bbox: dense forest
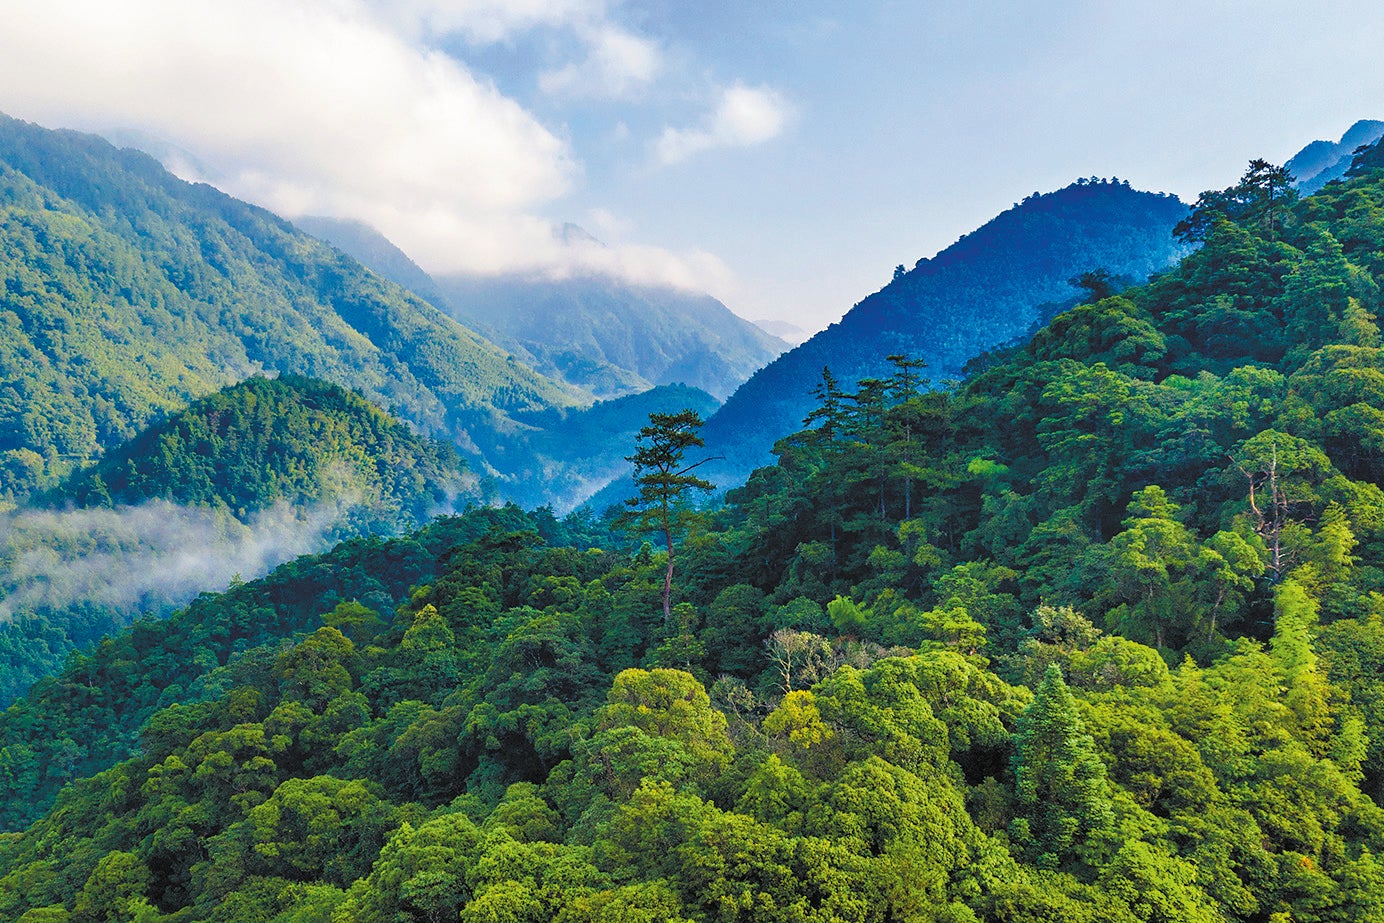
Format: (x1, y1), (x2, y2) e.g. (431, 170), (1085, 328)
(0, 375), (472, 707)
(699, 178), (1192, 485)
(0, 113), (575, 508)
(5, 145), (1384, 921)
(48, 375), (472, 525)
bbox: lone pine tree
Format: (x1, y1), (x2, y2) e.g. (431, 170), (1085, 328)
(624, 409), (716, 625)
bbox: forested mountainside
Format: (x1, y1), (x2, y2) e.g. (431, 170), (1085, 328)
(0, 375), (473, 707)
(5, 145), (1384, 921)
(0, 113), (576, 508)
(699, 179), (1191, 486)
(291, 216), (452, 311)
(430, 273), (787, 402)
(297, 215), (787, 402)
(48, 375), (471, 525)
(1287, 119), (1384, 194)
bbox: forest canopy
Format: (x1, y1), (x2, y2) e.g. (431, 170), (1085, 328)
(5, 147), (1384, 921)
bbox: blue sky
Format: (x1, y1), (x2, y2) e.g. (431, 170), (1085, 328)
(0, 0), (1381, 331)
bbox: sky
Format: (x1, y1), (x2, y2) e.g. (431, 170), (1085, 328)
(0, 0), (1381, 333)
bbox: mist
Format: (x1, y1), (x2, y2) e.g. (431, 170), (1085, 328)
(0, 497), (354, 621)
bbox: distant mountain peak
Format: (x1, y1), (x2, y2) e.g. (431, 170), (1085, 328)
(1287, 119), (1384, 193)
(558, 222), (605, 248)
(753, 318), (810, 345)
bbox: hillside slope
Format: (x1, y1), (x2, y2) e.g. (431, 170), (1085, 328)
(433, 273), (788, 401)
(699, 179), (1190, 484)
(295, 214), (787, 402)
(5, 144), (1384, 920)
(0, 113), (576, 506)
(0, 375), (474, 705)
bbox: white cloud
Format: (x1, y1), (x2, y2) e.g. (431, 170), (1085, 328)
(656, 83), (793, 165)
(0, 0), (573, 214)
(585, 206), (631, 238)
(0, 500), (344, 621)
(547, 233), (739, 294)
(0, 0), (742, 293)
(539, 24), (662, 99)
(371, 0), (604, 44)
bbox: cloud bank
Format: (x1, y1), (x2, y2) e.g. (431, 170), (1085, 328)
(0, 499), (348, 622)
(0, 0), (728, 291)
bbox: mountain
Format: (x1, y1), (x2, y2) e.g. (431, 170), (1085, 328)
(753, 317), (811, 345)
(5, 144), (1384, 919)
(433, 270), (788, 402)
(1287, 118), (1384, 194)
(699, 179), (1191, 485)
(0, 374), (474, 706)
(47, 374), (472, 527)
(292, 215), (452, 309)
(296, 214), (788, 402)
(0, 112), (578, 508)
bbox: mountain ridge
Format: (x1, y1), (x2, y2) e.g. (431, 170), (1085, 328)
(1287, 118), (1384, 193)
(291, 214), (787, 402)
(0, 112), (580, 506)
(697, 178), (1192, 487)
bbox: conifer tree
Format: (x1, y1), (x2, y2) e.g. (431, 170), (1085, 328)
(624, 410), (716, 626)
(1010, 664), (1114, 870)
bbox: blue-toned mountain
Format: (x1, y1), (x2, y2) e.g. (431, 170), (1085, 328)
(699, 179), (1191, 486)
(1287, 119), (1384, 194)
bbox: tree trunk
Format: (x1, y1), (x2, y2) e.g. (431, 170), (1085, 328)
(663, 528), (675, 627)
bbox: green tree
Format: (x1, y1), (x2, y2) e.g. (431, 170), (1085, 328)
(623, 410), (716, 626)
(1175, 157), (1297, 242)
(1229, 430), (1331, 580)
(1010, 665), (1115, 871)
(71, 852), (153, 923)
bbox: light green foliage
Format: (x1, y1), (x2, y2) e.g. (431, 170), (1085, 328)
(1096, 842), (1222, 923)
(762, 690), (831, 751)
(597, 669), (731, 768)
(11, 151), (1384, 922)
(0, 115), (574, 508)
(71, 851), (153, 923)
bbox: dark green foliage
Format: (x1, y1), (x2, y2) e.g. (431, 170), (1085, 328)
(10, 157), (1384, 922)
(49, 374), (471, 526)
(1174, 158), (1298, 242)
(1010, 666), (1114, 871)
(622, 409), (716, 624)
